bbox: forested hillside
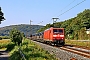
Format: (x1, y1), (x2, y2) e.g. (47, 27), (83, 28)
(38, 9), (90, 40)
(0, 24), (44, 36)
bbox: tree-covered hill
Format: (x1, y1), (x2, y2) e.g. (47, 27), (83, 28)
(38, 9), (90, 40)
(0, 24), (44, 36)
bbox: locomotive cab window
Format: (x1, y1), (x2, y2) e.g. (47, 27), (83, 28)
(53, 29), (63, 33)
(59, 29), (63, 33)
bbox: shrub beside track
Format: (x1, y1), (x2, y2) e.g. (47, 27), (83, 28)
(9, 38), (57, 60)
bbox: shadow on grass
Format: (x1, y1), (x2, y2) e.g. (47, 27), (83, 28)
(26, 53), (48, 60)
(9, 51), (21, 60)
(6, 43), (15, 51)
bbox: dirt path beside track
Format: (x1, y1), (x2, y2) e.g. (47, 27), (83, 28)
(0, 50), (9, 60)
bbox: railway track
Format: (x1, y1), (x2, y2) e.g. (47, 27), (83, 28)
(51, 44), (90, 59)
(31, 39), (90, 59)
(60, 46), (90, 58)
(52, 44), (90, 58)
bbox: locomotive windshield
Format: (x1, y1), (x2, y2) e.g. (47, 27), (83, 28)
(53, 29), (63, 33)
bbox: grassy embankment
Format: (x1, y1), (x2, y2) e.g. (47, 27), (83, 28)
(8, 38), (57, 60)
(65, 39), (90, 48)
(0, 38), (57, 60)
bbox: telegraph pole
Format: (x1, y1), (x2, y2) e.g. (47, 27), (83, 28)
(30, 20), (33, 37)
(52, 18), (59, 27)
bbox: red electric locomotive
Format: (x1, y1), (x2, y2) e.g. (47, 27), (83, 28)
(43, 27), (65, 45)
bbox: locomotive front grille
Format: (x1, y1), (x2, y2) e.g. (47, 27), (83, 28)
(54, 40), (64, 44)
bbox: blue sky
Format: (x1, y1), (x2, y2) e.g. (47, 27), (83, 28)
(0, 0), (90, 27)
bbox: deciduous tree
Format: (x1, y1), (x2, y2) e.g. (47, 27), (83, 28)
(9, 28), (23, 45)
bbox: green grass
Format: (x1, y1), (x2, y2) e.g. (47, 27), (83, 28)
(0, 39), (11, 49)
(0, 48), (7, 50)
(65, 40), (90, 48)
(9, 38), (57, 60)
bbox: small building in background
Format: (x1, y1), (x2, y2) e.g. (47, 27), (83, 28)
(86, 28), (90, 34)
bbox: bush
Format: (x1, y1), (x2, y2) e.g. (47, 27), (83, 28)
(6, 42), (15, 51)
(0, 36), (10, 40)
(1, 36), (10, 39)
(9, 46), (22, 60)
(0, 37), (2, 40)
(9, 28), (23, 45)
(9, 39), (57, 60)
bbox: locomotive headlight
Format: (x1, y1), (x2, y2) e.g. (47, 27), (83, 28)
(60, 35), (64, 37)
(62, 38), (63, 39)
(53, 35), (57, 37)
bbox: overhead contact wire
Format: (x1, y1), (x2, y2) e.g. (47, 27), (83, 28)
(47, 0), (76, 24)
(57, 0), (86, 17)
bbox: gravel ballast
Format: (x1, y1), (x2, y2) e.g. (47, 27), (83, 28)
(32, 40), (90, 60)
